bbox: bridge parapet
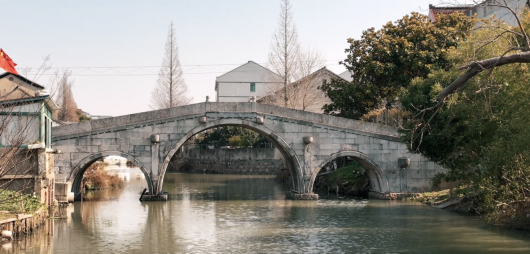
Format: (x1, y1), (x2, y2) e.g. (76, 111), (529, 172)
(54, 102), (398, 139)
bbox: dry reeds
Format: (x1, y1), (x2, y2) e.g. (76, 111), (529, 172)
(81, 161), (124, 190)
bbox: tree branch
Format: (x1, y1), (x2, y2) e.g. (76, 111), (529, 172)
(424, 50), (530, 112)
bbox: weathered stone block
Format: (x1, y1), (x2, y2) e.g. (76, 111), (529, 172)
(76, 138), (93, 146)
(288, 193), (319, 200)
(70, 152), (91, 162)
(99, 145), (120, 151)
(119, 145), (134, 153)
(272, 122), (285, 133)
(386, 170), (398, 179)
(388, 141), (399, 150)
(74, 145), (94, 153)
(345, 133), (357, 139)
(53, 139), (77, 146)
(319, 143), (340, 150)
(91, 115), (131, 131)
(282, 133), (298, 139)
(283, 124), (299, 132)
(92, 132), (117, 139)
(129, 138), (151, 146)
(332, 138), (355, 144)
(53, 121), (92, 137)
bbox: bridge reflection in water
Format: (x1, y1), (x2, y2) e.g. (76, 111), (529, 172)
(9, 173), (530, 254)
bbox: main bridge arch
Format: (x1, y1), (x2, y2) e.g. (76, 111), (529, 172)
(52, 102), (444, 200)
(158, 118), (303, 195)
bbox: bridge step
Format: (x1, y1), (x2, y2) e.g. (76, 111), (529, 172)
(286, 192), (319, 200)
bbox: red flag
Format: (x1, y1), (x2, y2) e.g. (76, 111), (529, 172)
(0, 49), (19, 75)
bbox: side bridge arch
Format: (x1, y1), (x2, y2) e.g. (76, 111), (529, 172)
(311, 150), (387, 194)
(68, 151), (153, 194)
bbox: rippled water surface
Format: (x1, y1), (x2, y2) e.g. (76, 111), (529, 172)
(5, 172), (530, 253)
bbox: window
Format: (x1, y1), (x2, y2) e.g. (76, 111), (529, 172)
(43, 116), (52, 148)
(322, 79), (327, 86)
(250, 83), (256, 92)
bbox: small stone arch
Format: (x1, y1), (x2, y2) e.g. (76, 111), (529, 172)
(157, 118), (303, 194)
(311, 151), (387, 193)
(68, 151), (153, 194)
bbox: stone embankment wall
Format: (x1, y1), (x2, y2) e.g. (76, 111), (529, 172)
(0, 209), (48, 238)
(175, 148), (285, 174)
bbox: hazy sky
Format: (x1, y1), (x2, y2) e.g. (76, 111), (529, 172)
(2, 0), (432, 116)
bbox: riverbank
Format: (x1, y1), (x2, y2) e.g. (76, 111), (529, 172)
(0, 190), (49, 239)
(0, 209), (48, 239)
(409, 187), (530, 230)
(408, 184), (479, 211)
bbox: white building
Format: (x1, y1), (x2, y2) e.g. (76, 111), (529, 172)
(0, 72), (59, 208)
(429, 0), (529, 26)
(214, 61), (350, 113)
(257, 67), (349, 114)
(215, 61), (281, 102)
(338, 70), (353, 82)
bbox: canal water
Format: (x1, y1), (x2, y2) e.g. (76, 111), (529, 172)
(4, 171), (530, 253)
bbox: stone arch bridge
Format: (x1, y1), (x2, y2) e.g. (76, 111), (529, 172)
(52, 102), (444, 200)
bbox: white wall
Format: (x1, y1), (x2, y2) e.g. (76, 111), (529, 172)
(217, 82), (267, 102)
(216, 61), (281, 102)
(0, 115), (40, 146)
(0, 103), (43, 146)
(476, 0), (528, 26)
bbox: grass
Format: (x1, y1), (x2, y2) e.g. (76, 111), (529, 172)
(0, 189), (46, 217)
(409, 185), (472, 206)
(0, 212), (16, 221)
(326, 164), (366, 186)
(317, 163), (370, 196)
(409, 189), (451, 205)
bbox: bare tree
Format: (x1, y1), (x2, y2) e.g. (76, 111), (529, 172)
(19, 56), (82, 123)
(268, 0), (301, 107)
(150, 21), (192, 109)
(266, 0), (326, 111)
(19, 55), (52, 85)
(288, 46), (327, 112)
(56, 71), (80, 122)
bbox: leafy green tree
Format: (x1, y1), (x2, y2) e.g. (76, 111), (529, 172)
(76, 109), (91, 122)
(321, 12), (476, 119)
(193, 126), (268, 148)
(400, 12), (530, 227)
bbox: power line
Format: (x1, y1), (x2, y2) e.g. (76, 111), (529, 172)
(19, 61), (344, 76)
(20, 59), (343, 71)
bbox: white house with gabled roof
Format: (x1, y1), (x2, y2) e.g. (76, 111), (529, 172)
(0, 72), (59, 209)
(215, 61), (281, 102)
(258, 66), (349, 113)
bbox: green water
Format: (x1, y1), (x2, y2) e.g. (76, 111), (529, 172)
(5, 172), (530, 253)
